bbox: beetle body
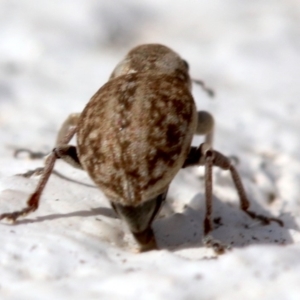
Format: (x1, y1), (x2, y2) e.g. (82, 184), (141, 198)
(77, 46), (197, 248)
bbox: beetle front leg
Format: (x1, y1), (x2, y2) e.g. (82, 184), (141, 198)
(183, 143), (284, 237)
(0, 126), (77, 223)
(14, 113), (81, 179)
(211, 149), (284, 227)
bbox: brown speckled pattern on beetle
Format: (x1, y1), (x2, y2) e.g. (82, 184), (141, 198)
(77, 72), (197, 206)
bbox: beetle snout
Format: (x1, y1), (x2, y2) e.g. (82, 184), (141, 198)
(110, 190), (167, 251)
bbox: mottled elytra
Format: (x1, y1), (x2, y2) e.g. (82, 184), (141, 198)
(1, 44), (283, 251)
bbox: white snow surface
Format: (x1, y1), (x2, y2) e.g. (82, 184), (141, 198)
(0, 0), (300, 299)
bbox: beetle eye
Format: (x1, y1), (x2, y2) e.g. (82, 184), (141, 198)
(182, 59), (189, 70)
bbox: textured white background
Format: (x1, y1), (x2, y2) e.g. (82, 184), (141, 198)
(0, 0), (300, 299)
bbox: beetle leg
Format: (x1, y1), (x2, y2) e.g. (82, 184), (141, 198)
(183, 143), (283, 236)
(53, 145), (82, 169)
(55, 113), (80, 146)
(195, 111), (214, 147)
(0, 126), (77, 223)
(14, 113), (80, 160)
(15, 146), (83, 178)
(212, 150), (284, 227)
(14, 113), (81, 179)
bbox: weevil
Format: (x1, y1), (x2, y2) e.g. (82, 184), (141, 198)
(0, 44), (283, 251)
